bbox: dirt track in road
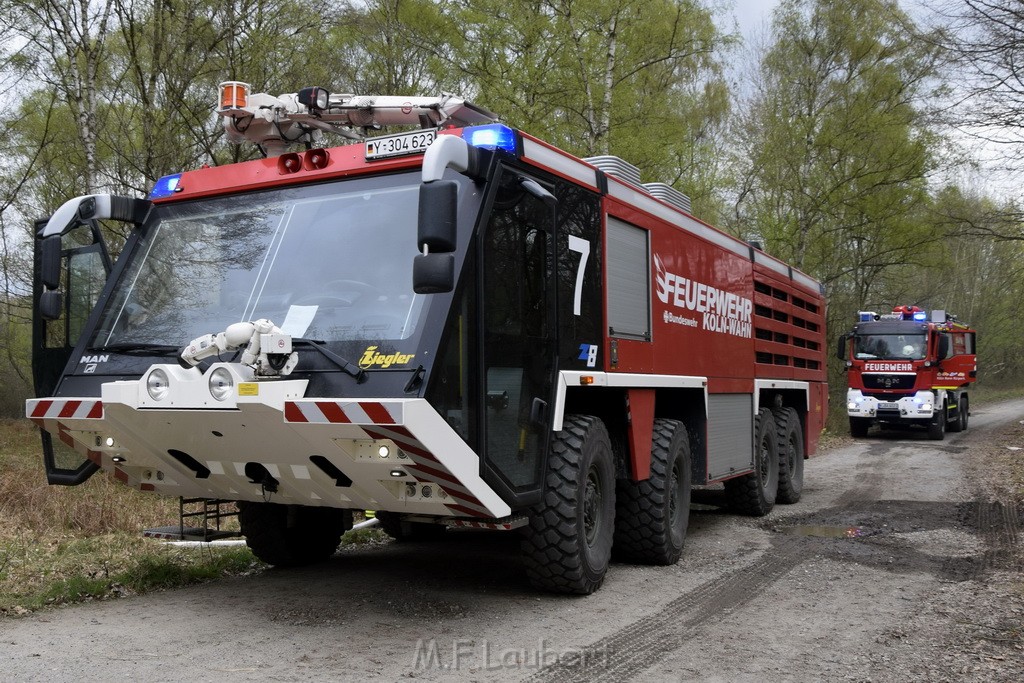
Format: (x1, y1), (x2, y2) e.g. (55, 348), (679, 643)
(2, 401), (1023, 682)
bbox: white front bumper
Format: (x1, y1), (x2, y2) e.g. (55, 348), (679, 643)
(26, 363), (510, 519)
(846, 388), (936, 420)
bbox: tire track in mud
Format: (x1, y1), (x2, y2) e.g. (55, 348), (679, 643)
(971, 499), (1023, 575)
(523, 446), (894, 683)
(522, 535), (807, 683)
(524, 436), (1024, 683)
(832, 438), (1021, 580)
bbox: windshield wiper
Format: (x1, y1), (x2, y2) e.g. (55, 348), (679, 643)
(98, 340), (368, 383)
(96, 343), (182, 356)
(293, 339), (367, 383)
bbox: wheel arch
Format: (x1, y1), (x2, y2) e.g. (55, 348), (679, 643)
(755, 381), (810, 458)
(555, 372), (707, 483)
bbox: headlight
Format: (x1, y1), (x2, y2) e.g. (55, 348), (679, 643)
(146, 368), (169, 401)
(848, 402), (857, 410)
(208, 367), (234, 401)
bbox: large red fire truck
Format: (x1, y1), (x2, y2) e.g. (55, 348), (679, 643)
(26, 82), (828, 594)
(838, 305), (976, 440)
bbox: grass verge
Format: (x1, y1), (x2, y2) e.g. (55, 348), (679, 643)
(0, 418), (262, 616)
(970, 385), (1024, 406)
(0, 537), (258, 614)
(0, 418), (390, 616)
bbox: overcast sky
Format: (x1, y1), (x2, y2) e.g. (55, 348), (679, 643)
(728, 0), (779, 41)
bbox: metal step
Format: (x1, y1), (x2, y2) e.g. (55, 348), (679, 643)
(143, 525), (239, 541)
(143, 497), (241, 542)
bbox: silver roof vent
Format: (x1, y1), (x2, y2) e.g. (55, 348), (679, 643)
(644, 182), (692, 214)
(585, 155), (642, 187)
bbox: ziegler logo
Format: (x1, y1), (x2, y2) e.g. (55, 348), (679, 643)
(359, 346), (415, 369)
(654, 254), (752, 339)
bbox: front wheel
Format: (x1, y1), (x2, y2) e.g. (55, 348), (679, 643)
(928, 403), (947, 441)
(850, 417), (871, 438)
(237, 502), (350, 567)
(520, 415), (616, 595)
(948, 395), (969, 433)
(614, 419), (692, 565)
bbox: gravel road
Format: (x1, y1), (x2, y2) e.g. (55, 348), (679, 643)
(3, 400), (1023, 682)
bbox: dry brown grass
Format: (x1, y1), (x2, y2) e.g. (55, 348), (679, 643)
(0, 419), (256, 614)
(972, 418), (1024, 506)
(0, 419), (180, 536)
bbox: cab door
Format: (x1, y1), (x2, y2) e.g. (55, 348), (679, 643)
(479, 167), (557, 506)
(31, 217), (112, 484)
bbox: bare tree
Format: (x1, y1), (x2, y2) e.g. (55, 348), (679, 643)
(5, 0), (117, 194)
(935, 1), (1024, 174)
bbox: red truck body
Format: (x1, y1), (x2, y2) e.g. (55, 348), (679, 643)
(27, 86), (828, 593)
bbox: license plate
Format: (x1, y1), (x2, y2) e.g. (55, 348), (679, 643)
(365, 129), (437, 160)
(877, 402), (898, 410)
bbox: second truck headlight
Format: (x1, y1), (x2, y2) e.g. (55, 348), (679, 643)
(209, 367), (235, 401)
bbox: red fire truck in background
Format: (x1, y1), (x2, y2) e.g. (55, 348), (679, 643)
(838, 305), (976, 440)
(27, 81), (828, 594)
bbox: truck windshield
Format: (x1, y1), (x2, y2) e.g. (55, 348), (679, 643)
(854, 333), (927, 361)
(89, 173), (427, 349)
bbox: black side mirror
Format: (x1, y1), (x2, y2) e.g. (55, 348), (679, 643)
(413, 253), (454, 294)
(937, 335), (950, 359)
(417, 180), (458, 252)
(41, 235), (62, 290)
(835, 334), (847, 361)
(39, 290), (63, 320)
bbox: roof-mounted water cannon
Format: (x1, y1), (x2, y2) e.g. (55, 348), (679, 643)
(216, 81), (499, 157)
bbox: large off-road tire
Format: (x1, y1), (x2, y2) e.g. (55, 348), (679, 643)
(374, 511), (447, 542)
(849, 417), (871, 438)
(775, 407), (805, 505)
(960, 395), (969, 431)
(237, 502), (350, 567)
(928, 403), (947, 441)
(613, 419), (692, 565)
(725, 408), (779, 517)
(520, 414), (615, 595)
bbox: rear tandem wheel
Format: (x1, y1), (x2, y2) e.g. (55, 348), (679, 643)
(774, 407), (805, 505)
(725, 408), (779, 517)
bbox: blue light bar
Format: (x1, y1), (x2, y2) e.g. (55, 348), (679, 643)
(149, 173), (182, 200)
(913, 311), (927, 321)
(463, 124), (518, 154)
